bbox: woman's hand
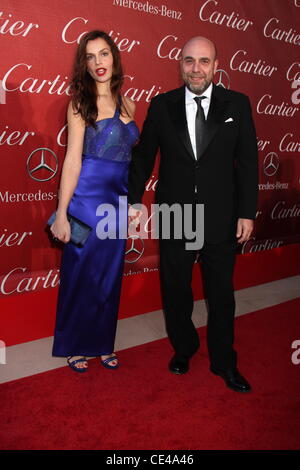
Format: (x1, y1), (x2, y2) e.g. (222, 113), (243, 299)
(50, 213), (71, 243)
(128, 205), (142, 227)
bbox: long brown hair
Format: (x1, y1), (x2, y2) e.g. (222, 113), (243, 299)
(70, 30), (125, 127)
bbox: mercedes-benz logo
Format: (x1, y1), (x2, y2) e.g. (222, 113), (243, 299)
(263, 152), (280, 177)
(26, 148), (58, 182)
(125, 235), (145, 264)
(214, 69), (230, 89)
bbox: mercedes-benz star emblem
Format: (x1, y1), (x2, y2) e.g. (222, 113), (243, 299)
(26, 148), (58, 182)
(125, 235), (145, 264)
(263, 152), (280, 177)
(214, 69), (230, 89)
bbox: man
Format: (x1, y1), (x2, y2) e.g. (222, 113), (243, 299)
(128, 37), (258, 392)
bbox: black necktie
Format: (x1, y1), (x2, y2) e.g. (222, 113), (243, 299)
(194, 96), (206, 160)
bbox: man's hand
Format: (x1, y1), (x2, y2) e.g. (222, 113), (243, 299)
(236, 218), (254, 243)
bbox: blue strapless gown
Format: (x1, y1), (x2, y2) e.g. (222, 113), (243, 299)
(52, 109), (139, 357)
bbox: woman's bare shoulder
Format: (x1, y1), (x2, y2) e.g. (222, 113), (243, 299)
(67, 99), (85, 127)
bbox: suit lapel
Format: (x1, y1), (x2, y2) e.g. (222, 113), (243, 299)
(166, 84), (231, 161)
(199, 84), (230, 158)
(166, 87), (195, 161)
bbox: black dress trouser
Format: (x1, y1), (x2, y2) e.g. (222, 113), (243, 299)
(159, 239), (238, 372)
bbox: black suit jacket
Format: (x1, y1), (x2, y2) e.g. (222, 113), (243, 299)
(128, 84), (258, 244)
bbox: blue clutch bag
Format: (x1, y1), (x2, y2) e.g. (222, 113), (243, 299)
(48, 212), (92, 246)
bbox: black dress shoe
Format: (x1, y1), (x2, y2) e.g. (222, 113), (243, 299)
(210, 367), (251, 393)
(169, 355), (189, 375)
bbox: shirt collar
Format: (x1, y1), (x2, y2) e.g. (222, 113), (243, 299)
(185, 82), (213, 104)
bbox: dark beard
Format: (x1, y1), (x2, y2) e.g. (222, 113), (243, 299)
(184, 78), (211, 95)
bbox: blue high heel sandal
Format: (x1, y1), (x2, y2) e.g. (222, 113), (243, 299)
(67, 356), (88, 373)
(100, 354), (119, 369)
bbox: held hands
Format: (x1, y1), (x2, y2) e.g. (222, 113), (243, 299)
(50, 213), (71, 244)
(236, 218), (254, 243)
(128, 205), (143, 227)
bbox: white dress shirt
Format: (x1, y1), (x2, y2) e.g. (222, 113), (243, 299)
(185, 82), (213, 160)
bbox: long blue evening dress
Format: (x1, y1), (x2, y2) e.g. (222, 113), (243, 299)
(52, 108), (139, 357)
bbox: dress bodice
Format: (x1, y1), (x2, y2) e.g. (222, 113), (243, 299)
(82, 109), (139, 162)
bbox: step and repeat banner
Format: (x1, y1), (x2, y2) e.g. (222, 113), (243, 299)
(0, 0), (299, 343)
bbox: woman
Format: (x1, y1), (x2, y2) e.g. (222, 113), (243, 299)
(50, 30), (139, 372)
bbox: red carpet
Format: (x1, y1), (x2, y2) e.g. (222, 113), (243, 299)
(1, 298), (300, 450)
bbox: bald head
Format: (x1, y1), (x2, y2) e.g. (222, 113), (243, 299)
(182, 36), (217, 61)
(180, 36), (219, 95)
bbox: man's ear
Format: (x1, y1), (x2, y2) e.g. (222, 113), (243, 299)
(213, 59), (219, 74)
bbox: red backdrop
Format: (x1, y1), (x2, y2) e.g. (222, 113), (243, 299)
(1, 0), (300, 346)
